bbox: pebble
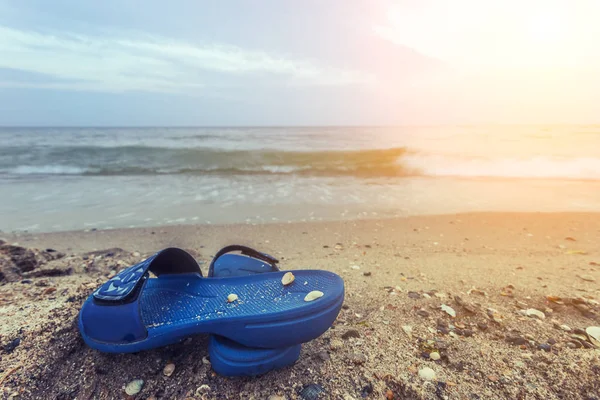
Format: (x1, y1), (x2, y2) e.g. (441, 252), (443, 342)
(132, 251), (141, 257)
(477, 322), (488, 331)
(125, 379), (144, 396)
(227, 293), (238, 303)
(163, 363), (175, 377)
(525, 309), (545, 320)
(418, 367), (437, 381)
(560, 325), (571, 332)
(408, 291), (422, 299)
(195, 385), (210, 395)
(348, 352), (367, 365)
(537, 344), (552, 352)
(299, 384), (326, 400)
(441, 304), (456, 317)
(341, 329), (360, 340)
(317, 351), (330, 361)
(281, 272), (295, 285)
(417, 309), (430, 318)
(363, 271), (371, 277)
(506, 335), (528, 346)
(267, 396), (286, 400)
(4, 338), (21, 353)
(330, 338), (344, 350)
(430, 351), (441, 361)
(350, 265), (360, 270)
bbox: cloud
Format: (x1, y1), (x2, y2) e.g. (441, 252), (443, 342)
(0, 25), (374, 94)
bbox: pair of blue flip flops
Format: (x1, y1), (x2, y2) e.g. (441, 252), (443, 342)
(78, 245), (345, 376)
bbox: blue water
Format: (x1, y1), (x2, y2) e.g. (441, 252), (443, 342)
(1, 126), (600, 232)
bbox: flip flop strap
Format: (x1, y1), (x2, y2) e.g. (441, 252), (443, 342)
(208, 245), (279, 277)
(93, 247), (201, 304)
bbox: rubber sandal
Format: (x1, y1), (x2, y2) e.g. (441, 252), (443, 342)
(207, 245), (302, 376)
(78, 247), (344, 353)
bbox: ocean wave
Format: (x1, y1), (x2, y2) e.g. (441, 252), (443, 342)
(2, 146), (600, 180)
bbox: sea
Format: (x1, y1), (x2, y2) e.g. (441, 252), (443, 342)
(1, 126), (600, 233)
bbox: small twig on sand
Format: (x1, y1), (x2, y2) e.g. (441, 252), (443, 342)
(0, 365), (22, 386)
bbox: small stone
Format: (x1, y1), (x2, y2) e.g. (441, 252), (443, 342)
(195, 385), (210, 396)
(560, 325), (571, 332)
(330, 338), (344, 350)
(350, 265), (360, 270)
(525, 309), (545, 319)
(125, 379), (144, 396)
(281, 272), (295, 286)
(506, 335), (528, 346)
(408, 291), (422, 299)
(4, 338), (20, 353)
(537, 344), (552, 352)
(227, 293), (238, 303)
(430, 352), (441, 361)
(304, 290), (324, 302)
(417, 309), (430, 318)
(341, 329), (360, 340)
(477, 322), (488, 331)
(418, 367), (436, 381)
(548, 338), (557, 345)
(566, 341), (580, 349)
(363, 271), (371, 277)
(348, 352), (367, 365)
(163, 363), (175, 377)
(43, 287), (57, 295)
(578, 274), (596, 282)
(299, 384), (326, 400)
(317, 351), (330, 361)
(268, 396), (286, 400)
(132, 251), (141, 257)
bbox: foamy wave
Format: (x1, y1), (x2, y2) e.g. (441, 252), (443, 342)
(403, 154), (600, 180)
(8, 165), (89, 175)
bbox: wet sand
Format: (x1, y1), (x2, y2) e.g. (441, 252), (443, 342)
(1, 212), (600, 399)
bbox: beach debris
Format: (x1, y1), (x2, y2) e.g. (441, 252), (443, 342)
(487, 308), (504, 324)
(585, 326), (600, 347)
(468, 288), (487, 296)
(341, 329), (360, 340)
(348, 352), (367, 365)
(227, 293), (238, 303)
(525, 308), (545, 320)
(429, 351), (441, 361)
(417, 309), (430, 318)
(4, 337), (20, 353)
(577, 274), (595, 282)
(418, 367), (436, 381)
(125, 379), (144, 396)
(330, 339), (344, 350)
(281, 272), (295, 286)
(559, 324), (571, 332)
(547, 295), (564, 305)
(565, 237), (576, 241)
(408, 291), (422, 299)
(299, 383), (326, 400)
(441, 304), (456, 318)
(163, 362), (175, 377)
(304, 290), (324, 302)
(567, 250), (588, 255)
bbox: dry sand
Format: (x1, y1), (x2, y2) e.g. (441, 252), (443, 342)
(1, 212), (600, 399)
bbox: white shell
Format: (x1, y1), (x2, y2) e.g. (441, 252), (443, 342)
(429, 352), (441, 361)
(418, 367), (436, 381)
(441, 304), (456, 317)
(281, 272), (295, 286)
(586, 326), (600, 347)
(525, 308), (545, 319)
(227, 293), (238, 303)
(125, 379), (144, 396)
(163, 363), (175, 377)
(304, 290), (324, 302)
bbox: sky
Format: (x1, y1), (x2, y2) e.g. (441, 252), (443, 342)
(0, 0), (599, 126)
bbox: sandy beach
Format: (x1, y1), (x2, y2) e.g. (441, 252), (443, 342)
(1, 212), (600, 399)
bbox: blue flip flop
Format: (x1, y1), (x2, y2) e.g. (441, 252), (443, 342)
(78, 247), (344, 354)
(207, 245), (302, 376)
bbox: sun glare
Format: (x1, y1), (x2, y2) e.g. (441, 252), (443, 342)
(528, 13), (564, 43)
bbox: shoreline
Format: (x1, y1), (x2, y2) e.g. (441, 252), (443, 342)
(2, 211), (600, 399)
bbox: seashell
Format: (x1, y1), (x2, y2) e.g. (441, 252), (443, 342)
(525, 308), (545, 319)
(418, 367), (436, 381)
(125, 379), (144, 396)
(227, 293), (238, 303)
(586, 326), (600, 347)
(429, 351), (441, 361)
(304, 290), (324, 302)
(441, 304), (456, 317)
(281, 272), (295, 286)
(163, 363), (175, 377)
